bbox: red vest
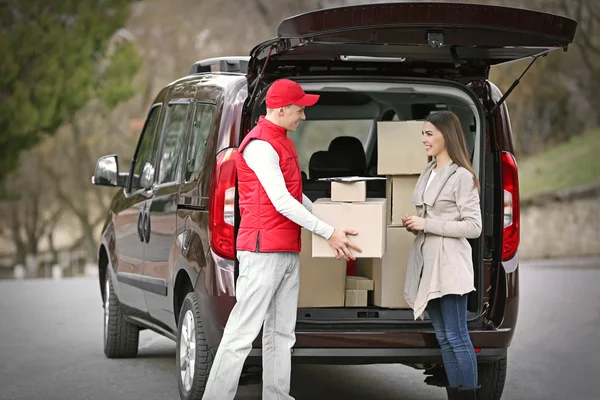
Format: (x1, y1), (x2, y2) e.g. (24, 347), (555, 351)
(236, 116), (303, 253)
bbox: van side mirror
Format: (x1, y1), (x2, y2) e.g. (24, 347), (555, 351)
(92, 155), (128, 187)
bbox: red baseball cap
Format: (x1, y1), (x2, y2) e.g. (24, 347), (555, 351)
(265, 79), (320, 108)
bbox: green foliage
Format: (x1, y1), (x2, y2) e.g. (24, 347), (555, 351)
(100, 41), (143, 110)
(0, 0), (141, 186)
(519, 129), (600, 198)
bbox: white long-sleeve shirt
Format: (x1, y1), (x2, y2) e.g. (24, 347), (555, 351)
(242, 140), (335, 240)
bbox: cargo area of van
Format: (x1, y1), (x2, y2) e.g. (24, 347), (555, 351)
(251, 78), (485, 324)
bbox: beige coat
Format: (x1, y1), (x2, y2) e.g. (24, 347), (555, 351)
(403, 160), (482, 320)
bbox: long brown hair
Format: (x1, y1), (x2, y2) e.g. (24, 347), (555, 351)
(425, 111), (480, 191)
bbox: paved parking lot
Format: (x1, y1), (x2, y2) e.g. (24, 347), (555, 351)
(0, 259), (598, 400)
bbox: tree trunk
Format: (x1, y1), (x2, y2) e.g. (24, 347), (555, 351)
(81, 218), (98, 263)
(47, 231), (59, 266)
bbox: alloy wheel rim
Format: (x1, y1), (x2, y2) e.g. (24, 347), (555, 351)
(179, 310), (196, 392)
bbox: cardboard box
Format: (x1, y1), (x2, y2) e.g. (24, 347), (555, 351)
(331, 180), (366, 202)
(346, 276), (374, 291)
(389, 175), (420, 226)
(356, 227), (414, 308)
(312, 199), (387, 258)
(345, 289), (368, 307)
(298, 229), (346, 307)
(377, 121), (429, 175)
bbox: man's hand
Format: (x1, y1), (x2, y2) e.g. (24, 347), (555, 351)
(403, 215), (426, 232)
(327, 228), (362, 261)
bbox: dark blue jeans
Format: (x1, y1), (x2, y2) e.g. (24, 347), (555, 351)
(427, 294), (478, 389)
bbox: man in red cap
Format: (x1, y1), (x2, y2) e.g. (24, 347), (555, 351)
(202, 79), (361, 400)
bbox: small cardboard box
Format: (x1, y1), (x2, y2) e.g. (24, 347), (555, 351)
(299, 229), (346, 307)
(345, 276), (374, 291)
(345, 289), (368, 307)
(312, 199), (387, 258)
(377, 121), (429, 175)
(388, 175), (420, 226)
(331, 180), (366, 202)
(356, 227), (414, 308)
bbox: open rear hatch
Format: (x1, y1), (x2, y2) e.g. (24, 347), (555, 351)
(239, 3), (577, 327)
(248, 2), (577, 80)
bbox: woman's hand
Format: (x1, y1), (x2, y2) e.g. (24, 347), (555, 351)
(402, 215), (426, 232)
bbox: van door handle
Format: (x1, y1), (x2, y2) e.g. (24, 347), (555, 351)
(137, 208), (144, 242)
(143, 208), (151, 243)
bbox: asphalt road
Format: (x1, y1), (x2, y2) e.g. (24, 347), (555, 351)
(0, 259), (599, 400)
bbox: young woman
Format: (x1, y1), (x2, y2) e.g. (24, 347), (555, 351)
(402, 111), (482, 400)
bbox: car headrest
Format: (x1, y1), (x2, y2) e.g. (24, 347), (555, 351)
(308, 151), (333, 180)
(327, 136), (367, 176)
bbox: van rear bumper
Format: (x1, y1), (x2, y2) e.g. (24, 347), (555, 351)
(247, 347), (507, 365)
(245, 329), (512, 365)
(288, 328), (515, 350)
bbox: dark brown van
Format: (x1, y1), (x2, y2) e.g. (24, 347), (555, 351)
(92, 3), (577, 400)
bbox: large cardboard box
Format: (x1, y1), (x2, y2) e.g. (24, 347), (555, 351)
(312, 199), (387, 258)
(298, 229), (346, 307)
(388, 175), (420, 226)
(377, 121), (429, 175)
(356, 227), (414, 308)
(346, 276), (374, 291)
(331, 181), (366, 202)
(345, 289), (368, 307)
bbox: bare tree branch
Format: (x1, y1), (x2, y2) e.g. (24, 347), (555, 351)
(254, 0), (274, 28)
(588, 0), (600, 24)
(576, 19), (600, 58)
(39, 207), (64, 239)
(559, 0), (600, 75)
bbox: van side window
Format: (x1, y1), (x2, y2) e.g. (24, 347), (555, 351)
(185, 103), (215, 182)
(157, 103), (190, 185)
(130, 105), (162, 192)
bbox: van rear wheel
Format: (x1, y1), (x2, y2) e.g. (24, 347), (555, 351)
(478, 356), (507, 400)
(176, 292), (214, 400)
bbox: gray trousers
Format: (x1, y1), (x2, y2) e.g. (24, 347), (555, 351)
(202, 250), (300, 400)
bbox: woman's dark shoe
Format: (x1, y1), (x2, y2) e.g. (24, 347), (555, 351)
(456, 385), (481, 400)
(424, 364), (449, 387)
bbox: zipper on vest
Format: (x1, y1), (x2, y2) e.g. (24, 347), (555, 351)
(256, 231), (261, 252)
(285, 142), (303, 195)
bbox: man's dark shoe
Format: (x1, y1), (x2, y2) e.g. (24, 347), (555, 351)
(445, 386), (460, 400)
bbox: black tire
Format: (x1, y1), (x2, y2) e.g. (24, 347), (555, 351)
(478, 356), (508, 400)
(103, 268), (140, 358)
(176, 292), (214, 400)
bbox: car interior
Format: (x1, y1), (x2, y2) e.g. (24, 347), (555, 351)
(252, 88), (478, 203)
(250, 84), (483, 315)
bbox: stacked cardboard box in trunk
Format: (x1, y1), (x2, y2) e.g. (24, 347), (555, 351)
(298, 121), (428, 309)
(371, 121), (428, 308)
(298, 229), (346, 308)
(378, 121), (427, 226)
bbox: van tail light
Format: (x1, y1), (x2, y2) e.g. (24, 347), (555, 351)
(209, 148), (237, 261)
(501, 151), (520, 262)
